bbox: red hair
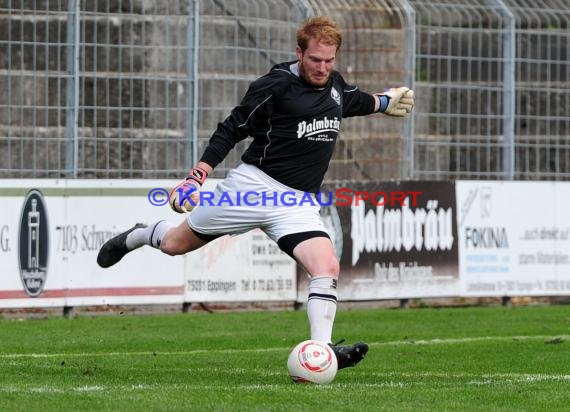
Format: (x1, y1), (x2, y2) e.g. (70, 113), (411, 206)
(297, 16), (342, 51)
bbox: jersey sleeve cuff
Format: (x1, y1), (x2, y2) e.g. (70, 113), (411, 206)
(377, 95), (389, 113)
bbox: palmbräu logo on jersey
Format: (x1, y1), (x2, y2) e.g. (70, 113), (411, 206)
(18, 189), (50, 297)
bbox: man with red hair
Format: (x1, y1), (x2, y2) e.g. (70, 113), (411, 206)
(98, 16), (414, 371)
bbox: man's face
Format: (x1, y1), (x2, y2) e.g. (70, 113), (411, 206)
(296, 39), (337, 87)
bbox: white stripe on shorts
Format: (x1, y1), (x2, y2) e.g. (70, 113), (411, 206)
(187, 163), (328, 242)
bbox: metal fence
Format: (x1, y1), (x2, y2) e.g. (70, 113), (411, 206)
(0, 0), (306, 178)
(409, 0), (570, 181)
(0, 0), (569, 181)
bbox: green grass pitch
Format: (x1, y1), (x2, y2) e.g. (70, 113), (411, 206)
(0, 305), (568, 411)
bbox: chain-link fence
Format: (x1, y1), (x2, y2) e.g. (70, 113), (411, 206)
(0, 0), (569, 181)
(0, 0), (306, 178)
(409, 0), (570, 181)
(508, 0), (570, 180)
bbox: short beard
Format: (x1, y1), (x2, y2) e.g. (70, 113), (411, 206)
(299, 62), (329, 87)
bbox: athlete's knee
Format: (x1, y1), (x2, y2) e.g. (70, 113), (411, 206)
(313, 255), (340, 277)
(160, 228), (205, 256)
(328, 257), (340, 277)
(159, 232), (189, 256)
(159, 237), (183, 256)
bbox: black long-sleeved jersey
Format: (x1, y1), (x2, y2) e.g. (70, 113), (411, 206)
(200, 61), (377, 193)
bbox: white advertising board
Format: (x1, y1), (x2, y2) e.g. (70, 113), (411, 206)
(0, 179), (296, 309)
(457, 181), (570, 296)
(184, 229), (296, 302)
(7, 179), (569, 308)
(0, 180), (185, 308)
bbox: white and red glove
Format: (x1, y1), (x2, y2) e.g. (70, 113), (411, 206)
(169, 166), (208, 213)
(376, 87), (415, 117)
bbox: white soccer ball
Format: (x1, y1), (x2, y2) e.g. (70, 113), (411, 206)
(287, 340), (338, 384)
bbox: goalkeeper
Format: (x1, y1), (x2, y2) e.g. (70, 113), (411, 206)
(98, 16), (414, 370)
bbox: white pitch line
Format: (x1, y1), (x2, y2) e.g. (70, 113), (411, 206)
(0, 334), (566, 359)
(1, 372), (569, 395)
(0, 381), (454, 393)
(373, 371), (570, 382)
(378, 334), (570, 345)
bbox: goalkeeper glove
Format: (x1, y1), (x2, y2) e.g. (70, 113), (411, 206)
(169, 166), (208, 213)
(377, 87), (414, 117)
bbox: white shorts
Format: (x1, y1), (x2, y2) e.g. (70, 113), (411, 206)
(187, 163), (329, 246)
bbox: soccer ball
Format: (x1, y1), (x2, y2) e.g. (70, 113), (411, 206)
(287, 340), (338, 384)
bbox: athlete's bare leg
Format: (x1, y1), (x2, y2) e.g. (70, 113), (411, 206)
(97, 219), (207, 268)
(291, 235), (368, 369)
(159, 220), (208, 256)
(292, 236), (339, 278)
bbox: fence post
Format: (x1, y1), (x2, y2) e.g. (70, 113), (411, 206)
(186, 0), (200, 168)
(396, 0), (417, 179)
(65, 0), (80, 178)
(491, 0), (516, 180)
